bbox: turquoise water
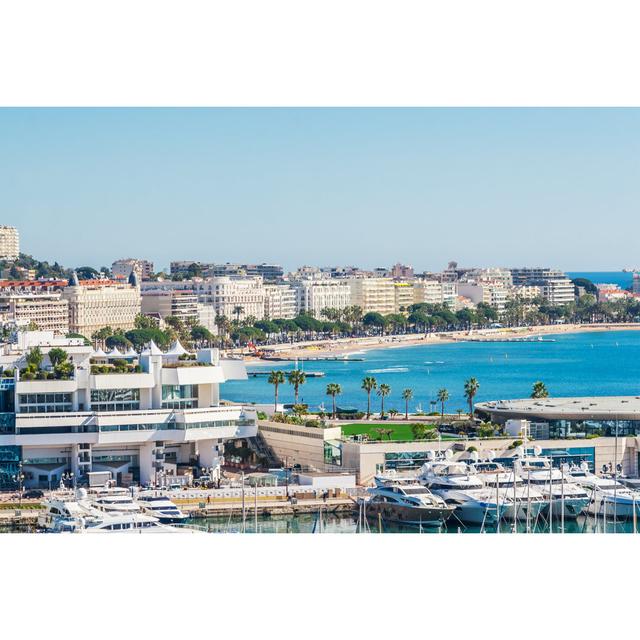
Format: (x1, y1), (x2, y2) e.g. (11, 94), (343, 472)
(568, 271), (633, 288)
(222, 330), (640, 412)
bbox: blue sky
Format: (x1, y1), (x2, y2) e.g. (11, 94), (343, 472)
(1, 108), (638, 272)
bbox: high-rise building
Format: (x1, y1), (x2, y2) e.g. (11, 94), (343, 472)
(393, 281), (415, 312)
(509, 267), (574, 305)
(112, 258), (154, 281)
(61, 272), (141, 337)
(141, 289), (199, 323)
(0, 226), (19, 261)
(457, 282), (508, 311)
(413, 279), (457, 309)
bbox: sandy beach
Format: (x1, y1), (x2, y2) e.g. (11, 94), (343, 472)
(233, 322), (640, 362)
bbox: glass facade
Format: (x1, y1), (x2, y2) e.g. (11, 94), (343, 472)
(18, 393), (73, 413)
(161, 384), (198, 409)
(0, 445), (21, 489)
(384, 451), (433, 470)
(90, 388), (140, 412)
(545, 419), (640, 438)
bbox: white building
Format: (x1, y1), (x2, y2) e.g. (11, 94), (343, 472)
(264, 284), (297, 319)
(0, 293), (69, 335)
(141, 289), (199, 323)
(457, 282), (508, 311)
(0, 335), (256, 488)
(413, 279), (457, 309)
(0, 226), (19, 261)
(292, 278), (351, 317)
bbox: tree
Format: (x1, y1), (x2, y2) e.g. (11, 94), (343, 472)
(134, 314), (157, 330)
(47, 348), (68, 368)
(464, 377), (480, 418)
(191, 325), (213, 346)
(26, 347), (43, 370)
(287, 369), (307, 405)
(325, 382), (342, 419)
(531, 381), (549, 399)
(377, 383), (391, 418)
(477, 421), (496, 438)
(437, 388), (449, 419)
(233, 305), (245, 323)
(361, 376), (377, 418)
(411, 423), (428, 440)
(267, 370), (285, 413)
(362, 312), (386, 334)
(401, 388), (413, 420)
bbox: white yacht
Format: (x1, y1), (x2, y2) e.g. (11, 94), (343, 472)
(136, 492), (188, 524)
(418, 454), (511, 526)
(90, 487), (141, 514)
(470, 459), (548, 522)
(366, 480), (455, 526)
(513, 455), (589, 519)
(568, 463), (640, 519)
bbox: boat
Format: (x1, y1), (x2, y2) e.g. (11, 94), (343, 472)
(513, 454), (590, 519)
(90, 486), (142, 514)
(418, 452), (512, 525)
(38, 489), (189, 533)
(469, 457), (548, 522)
(136, 491), (189, 524)
(568, 463), (640, 519)
(364, 481), (455, 527)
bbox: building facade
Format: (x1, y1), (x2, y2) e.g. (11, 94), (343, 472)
(292, 278), (352, 317)
(0, 337), (256, 488)
(111, 258), (154, 281)
(62, 274), (141, 337)
(413, 279), (457, 309)
(347, 278), (395, 315)
(263, 284), (297, 319)
(141, 289), (199, 323)
(0, 226), (19, 261)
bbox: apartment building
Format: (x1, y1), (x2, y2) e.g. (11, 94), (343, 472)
(263, 284), (297, 319)
(111, 258), (154, 281)
(457, 282), (508, 311)
(0, 226), (19, 261)
(205, 263), (284, 283)
(0, 333), (255, 488)
(292, 278), (352, 317)
(462, 268), (513, 287)
(141, 289), (199, 323)
(413, 279), (457, 309)
(0, 293), (69, 335)
(348, 278), (395, 315)
(509, 267), (574, 306)
(391, 263), (414, 280)
(61, 272), (141, 337)
(393, 281), (415, 312)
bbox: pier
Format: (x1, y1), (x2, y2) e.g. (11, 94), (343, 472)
(248, 370), (326, 377)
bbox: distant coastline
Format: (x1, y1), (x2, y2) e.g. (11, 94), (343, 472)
(234, 322), (640, 362)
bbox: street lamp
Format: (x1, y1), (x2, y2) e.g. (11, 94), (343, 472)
(12, 463), (25, 507)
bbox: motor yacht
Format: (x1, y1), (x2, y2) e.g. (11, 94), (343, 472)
(136, 492), (188, 524)
(568, 463), (640, 519)
(513, 455), (589, 519)
(365, 481), (455, 526)
(418, 453), (511, 525)
(90, 487), (141, 514)
(469, 459), (548, 522)
(38, 489), (105, 531)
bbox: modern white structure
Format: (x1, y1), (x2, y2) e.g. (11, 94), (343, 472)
(509, 267), (575, 305)
(457, 282), (508, 311)
(141, 289), (199, 323)
(0, 335), (256, 488)
(0, 226), (19, 261)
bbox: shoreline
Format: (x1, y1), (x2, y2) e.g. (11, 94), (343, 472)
(235, 323), (640, 362)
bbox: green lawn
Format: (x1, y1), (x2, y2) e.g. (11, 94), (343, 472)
(341, 422), (432, 441)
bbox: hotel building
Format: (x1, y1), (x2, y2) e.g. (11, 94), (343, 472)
(413, 279), (457, 309)
(291, 278), (351, 317)
(0, 226), (19, 261)
(509, 267), (575, 306)
(61, 272), (141, 337)
(0, 333), (256, 488)
(141, 289), (199, 323)
(393, 281), (415, 312)
(457, 282), (509, 311)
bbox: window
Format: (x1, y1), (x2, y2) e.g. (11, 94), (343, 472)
(90, 389), (140, 412)
(18, 393), (72, 413)
(161, 384), (198, 409)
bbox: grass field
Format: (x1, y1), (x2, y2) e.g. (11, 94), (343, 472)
(341, 422), (435, 441)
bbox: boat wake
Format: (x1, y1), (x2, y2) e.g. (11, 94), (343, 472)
(365, 366), (409, 374)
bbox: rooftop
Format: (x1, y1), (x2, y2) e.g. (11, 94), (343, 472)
(477, 396), (640, 419)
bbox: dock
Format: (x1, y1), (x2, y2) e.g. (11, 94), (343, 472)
(248, 370), (326, 377)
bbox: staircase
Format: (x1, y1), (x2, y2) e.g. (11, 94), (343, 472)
(247, 431), (281, 468)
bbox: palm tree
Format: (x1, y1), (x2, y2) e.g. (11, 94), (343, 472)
(267, 370), (285, 413)
(377, 383), (391, 418)
(401, 388), (413, 420)
(326, 382), (342, 418)
(361, 376), (377, 419)
(287, 369), (307, 404)
(531, 381), (549, 399)
(437, 388), (449, 419)
(233, 305), (244, 323)
(464, 377), (480, 418)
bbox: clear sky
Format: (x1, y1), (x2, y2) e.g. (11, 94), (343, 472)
(1, 108), (638, 272)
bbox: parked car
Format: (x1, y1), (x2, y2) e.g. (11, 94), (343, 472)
(23, 489), (44, 499)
